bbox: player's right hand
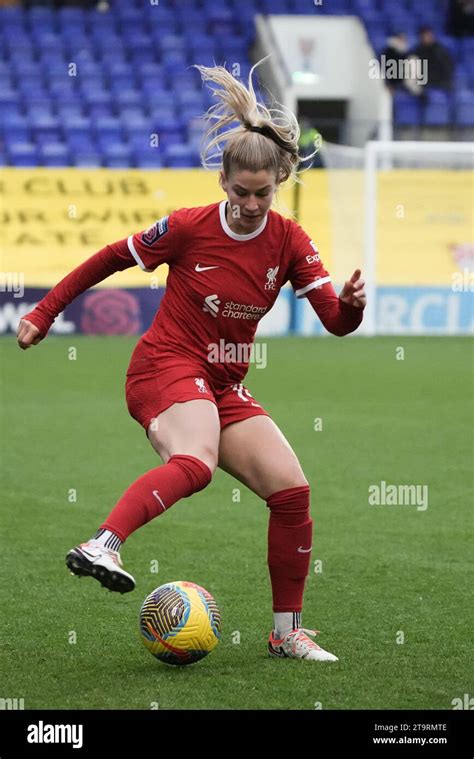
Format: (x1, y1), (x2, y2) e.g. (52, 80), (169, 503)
(16, 319), (43, 350)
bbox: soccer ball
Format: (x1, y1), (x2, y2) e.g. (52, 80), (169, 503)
(139, 581), (221, 666)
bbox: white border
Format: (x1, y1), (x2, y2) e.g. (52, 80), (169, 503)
(127, 235), (153, 272)
(295, 277), (332, 298)
(219, 200), (268, 241)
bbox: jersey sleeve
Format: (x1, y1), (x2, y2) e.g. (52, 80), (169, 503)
(126, 208), (188, 272)
(287, 222), (332, 298)
(287, 222), (364, 336)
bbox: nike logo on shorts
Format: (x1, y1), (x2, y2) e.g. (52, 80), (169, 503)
(195, 264), (219, 272)
(297, 546), (312, 553)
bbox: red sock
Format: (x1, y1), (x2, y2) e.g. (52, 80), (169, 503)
(267, 485), (313, 613)
(100, 455), (212, 542)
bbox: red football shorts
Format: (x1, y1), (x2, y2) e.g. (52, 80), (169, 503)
(125, 360), (270, 434)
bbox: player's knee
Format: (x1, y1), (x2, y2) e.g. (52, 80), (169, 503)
(270, 468), (309, 496)
(193, 445), (218, 477)
(266, 482), (311, 521)
(169, 453), (215, 494)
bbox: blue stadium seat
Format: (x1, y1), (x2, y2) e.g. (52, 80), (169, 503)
(148, 107), (177, 122)
(369, 33), (388, 55)
(208, 9), (238, 36)
(105, 156), (133, 168)
(126, 130), (157, 151)
(63, 116), (92, 139)
(66, 135), (96, 153)
(35, 32), (64, 50)
(202, 0), (233, 8)
(82, 91), (113, 109)
(393, 91), (422, 125)
(94, 34), (124, 54)
(159, 35), (186, 54)
(453, 66), (471, 89)
(5, 46), (34, 62)
(153, 20), (182, 37)
(77, 74), (108, 92)
(454, 90), (474, 127)
(175, 90), (205, 108)
(101, 50), (128, 66)
(5, 0), (462, 167)
(57, 6), (85, 22)
(25, 103), (55, 119)
(141, 86), (176, 110)
(291, 0), (318, 11)
(182, 109), (207, 127)
(94, 117), (123, 142)
(0, 104), (21, 123)
(29, 114), (61, 140)
(188, 51), (219, 69)
(0, 90), (20, 109)
(189, 34), (216, 53)
(164, 143), (201, 167)
(162, 53), (189, 75)
(73, 150), (103, 168)
(7, 142), (39, 167)
(170, 0), (199, 8)
(87, 105), (114, 120)
(40, 143), (71, 167)
(115, 90), (144, 108)
(133, 152), (164, 169)
(56, 104), (83, 120)
(0, 6), (24, 21)
(120, 105), (149, 122)
(156, 131), (186, 151)
(261, 0), (292, 11)
(2, 117), (31, 143)
(100, 142), (132, 163)
(109, 76), (138, 95)
(104, 61), (135, 79)
(423, 89), (451, 126)
(16, 75), (44, 94)
(437, 35), (459, 58)
(136, 62), (166, 81)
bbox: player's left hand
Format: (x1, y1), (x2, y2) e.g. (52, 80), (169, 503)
(339, 269), (366, 309)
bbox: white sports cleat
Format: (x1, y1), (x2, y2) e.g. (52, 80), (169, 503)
(65, 540), (136, 593)
(268, 628), (339, 661)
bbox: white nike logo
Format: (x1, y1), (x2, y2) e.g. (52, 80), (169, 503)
(297, 546), (312, 553)
(195, 264), (219, 272)
(152, 490), (166, 511)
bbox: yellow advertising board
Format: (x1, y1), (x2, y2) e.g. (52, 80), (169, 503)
(0, 168), (471, 287)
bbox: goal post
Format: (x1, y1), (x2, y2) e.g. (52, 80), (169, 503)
(321, 140), (474, 335)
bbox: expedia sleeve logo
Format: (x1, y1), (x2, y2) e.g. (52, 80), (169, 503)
(141, 216), (169, 247)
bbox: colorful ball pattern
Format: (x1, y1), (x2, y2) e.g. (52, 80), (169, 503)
(139, 581), (221, 666)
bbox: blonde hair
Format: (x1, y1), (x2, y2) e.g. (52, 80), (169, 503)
(193, 57), (308, 186)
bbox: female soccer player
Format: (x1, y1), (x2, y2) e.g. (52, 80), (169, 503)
(17, 61), (366, 662)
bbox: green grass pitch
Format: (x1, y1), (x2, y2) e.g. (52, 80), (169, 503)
(0, 335), (472, 710)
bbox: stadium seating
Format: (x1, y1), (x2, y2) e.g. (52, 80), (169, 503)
(0, 0), (471, 166)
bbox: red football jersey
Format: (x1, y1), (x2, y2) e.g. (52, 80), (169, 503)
(23, 200), (362, 384)
(125, 201), (333, 386)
